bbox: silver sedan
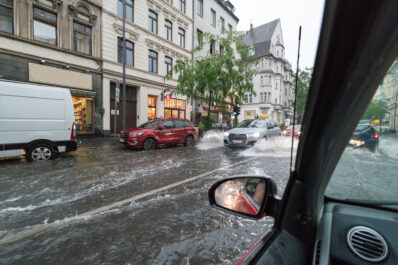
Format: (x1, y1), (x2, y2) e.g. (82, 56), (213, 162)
(224, 119), (281, 147)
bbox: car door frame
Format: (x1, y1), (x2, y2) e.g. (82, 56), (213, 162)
(156, 120), (175, 146)
(240, 1), (398, 264)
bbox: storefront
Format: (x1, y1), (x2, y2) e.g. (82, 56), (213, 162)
(203, 107), (233, 123)
(148, 95), (157, 120)
(72, 96), (94, 134)
(164, 98), (186, 119)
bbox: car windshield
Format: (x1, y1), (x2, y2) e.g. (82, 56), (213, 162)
(238, 119), (266, 128)
(325, 59), (398, 209)
(138, 120), (162, 129)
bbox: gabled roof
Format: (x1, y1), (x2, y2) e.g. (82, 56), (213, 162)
(243, 19), (280, 58)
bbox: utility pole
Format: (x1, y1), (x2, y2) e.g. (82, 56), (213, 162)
(122, 0), (127, 130)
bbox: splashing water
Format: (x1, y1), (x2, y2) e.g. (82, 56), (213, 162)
(240, 136), (299, 157)
(196, 130), (225, 150)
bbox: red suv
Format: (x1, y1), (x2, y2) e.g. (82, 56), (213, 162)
(119, 119), (197, 151)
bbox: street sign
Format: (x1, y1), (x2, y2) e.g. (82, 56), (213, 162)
(165, 94), (170, 101)
(115, 87), (120, 103)
(116, 81), (120, 88)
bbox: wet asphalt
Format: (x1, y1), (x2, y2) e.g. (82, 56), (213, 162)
(1, 132), (396, 264)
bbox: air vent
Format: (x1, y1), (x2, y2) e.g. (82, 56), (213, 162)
(313, 240), (321, 265)
(347, 226), (388, 263)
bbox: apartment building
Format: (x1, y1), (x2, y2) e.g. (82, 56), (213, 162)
(0, 0), (103, 135)
(101, 0), (193, 134)
(240, 19), (294, 125)
(192, 0), (239, 124)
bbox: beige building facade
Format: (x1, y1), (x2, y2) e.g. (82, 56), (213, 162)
(101, 0), (193, 135)
(0, 0), (103, 134)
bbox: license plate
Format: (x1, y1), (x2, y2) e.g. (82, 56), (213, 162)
(119, 138), (125, 143)
(233, 140), (243, 144)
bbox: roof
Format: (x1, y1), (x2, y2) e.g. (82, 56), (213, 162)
(243, 19), (280, 58)
(216, 0), (239, 23)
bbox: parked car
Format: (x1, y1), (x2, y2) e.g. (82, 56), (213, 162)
(119, 119), (197, 151)
(0, 80), (77, 162)
(224, 119), (281, 147)
(349, 124), (379, 151)
(208, 0), (398, 264)
(282, 125), (302, 137)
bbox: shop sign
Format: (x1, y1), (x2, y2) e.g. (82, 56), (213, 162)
(203, 107), (233, 113)
(165, 94), (171, 101)
(258, 114), (270, 119)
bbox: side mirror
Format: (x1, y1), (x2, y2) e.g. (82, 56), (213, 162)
(208, 176), (279, 220)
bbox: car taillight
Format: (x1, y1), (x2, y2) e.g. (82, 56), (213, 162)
(372, 133), (379, 139)
(71, 122), (76, 140)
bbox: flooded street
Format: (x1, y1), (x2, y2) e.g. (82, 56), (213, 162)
(0, 132), (294, 265)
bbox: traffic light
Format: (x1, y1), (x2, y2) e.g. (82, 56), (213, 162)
(233, 106), (240, 116)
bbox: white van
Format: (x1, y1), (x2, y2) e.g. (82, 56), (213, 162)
(0, 80), (77, 161)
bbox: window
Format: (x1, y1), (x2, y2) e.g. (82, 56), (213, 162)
(268, 92), (271, 102)
(260, 93), (263, 103)
(165, 98), (186, 119)
(220, 17), (225, 30)
(161, 120), (174, 129)
(72, 96), (94, 134)
(165, 19), (172, 41)
(148, 95), (157, 120)
(276, 82), (278, 89)
(279, 95), (281, 104)
(148, 50), (158, 73)
(219, 44), (224, 54)
(249, 94), (252, 103)
(196, 29), (203, 47)
(210, 39), (215, 54)
(285, 88), (287, 95)
(228, 24), (232, 32)
(148, 10), (157, 34)
(178, 28), (185, 48)
(197, 0), (203, 17)
(33, 7), (57, 45)
(166, 0), (172, 4)
(117, 0), (134, 22)
(0, 0), (13, 34)
(261, 76), (264, 85)
(211, 9), (216, 27)
(117, 37), (134, 66)
(179, 0), (185, 13)
(73, 22), (92, 55)
(173, 120), (186, 128)
(275, 98), (277, 104)
(165, 56), (172, 76)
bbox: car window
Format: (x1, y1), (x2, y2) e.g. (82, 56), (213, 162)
(183, 121), (192, 127)
(237, 120), (253, 128)
(138, 120), (162, 129)
(173, 120), (185, 128)
(161, 120), (174, 129)
(326, 59), (398, 210)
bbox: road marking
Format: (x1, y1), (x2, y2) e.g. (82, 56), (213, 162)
(0, 156), (260, 245)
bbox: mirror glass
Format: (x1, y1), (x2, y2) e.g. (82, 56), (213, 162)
(214, 178), (267, 216)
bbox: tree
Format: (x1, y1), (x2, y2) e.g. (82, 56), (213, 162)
(362, 100), (388, 120)
(165, 30), (257, 129)
(291, 68), (312, 118)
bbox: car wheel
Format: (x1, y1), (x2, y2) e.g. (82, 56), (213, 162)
(184, 135), (195, 147)
(142, 138), (156, 151)
(26, 143), (55, 162)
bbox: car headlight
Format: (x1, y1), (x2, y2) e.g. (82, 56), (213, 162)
(130, 132), (145, 137)
(248, 132), (261, 138)
(224, 132), (229, 137)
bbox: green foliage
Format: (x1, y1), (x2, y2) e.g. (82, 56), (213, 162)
(363, 100), (388, 120)
(291, 68), (312, 114)
(165, 30), (257, 128)
(202, 115), (218, 129)
(197, 122), (205, 131)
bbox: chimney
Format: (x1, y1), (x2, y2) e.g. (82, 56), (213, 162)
(250, 23), (253, 33)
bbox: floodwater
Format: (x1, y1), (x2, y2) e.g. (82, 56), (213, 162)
(0, 133), (294, 265)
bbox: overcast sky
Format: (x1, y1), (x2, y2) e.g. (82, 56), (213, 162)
(233, 0), (325, 70)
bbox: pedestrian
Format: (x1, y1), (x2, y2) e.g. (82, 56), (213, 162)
(227, 119), (233, 130)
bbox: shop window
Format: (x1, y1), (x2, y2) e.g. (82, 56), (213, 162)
(73, 21), (92, 55)
(164, 98), (186, 119)
(72, 96), (94, 134)
(0, 0), (13, 34)
(117, 0), (134, 22)
(33, 7), (57, 45)
(148, 95), (156, 120)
